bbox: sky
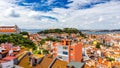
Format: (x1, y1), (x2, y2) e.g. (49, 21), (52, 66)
(0, 0), (120, 29)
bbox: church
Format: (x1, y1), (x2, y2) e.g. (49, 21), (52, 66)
(0, 25), (20, 34)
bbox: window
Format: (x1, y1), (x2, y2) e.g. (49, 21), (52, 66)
(63, 51), (68, 55)
(63, 46), (68, 50)
(66, 41), (69, 45)
(58, 56), (63, 59)
(70, 48), (73, 50)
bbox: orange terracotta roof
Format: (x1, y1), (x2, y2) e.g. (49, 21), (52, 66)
(0, 29), (16, 32)
(0, 25), (19, 33)
(18, 55), (31, 68)
(34, 55), (54, 68)
(52, 59), (68, 68)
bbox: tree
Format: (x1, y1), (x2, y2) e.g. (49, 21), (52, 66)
(0, 33), (36, 50)
(38, 28), (81, 34)
(43, 49), (49, 54)
(46, 37), (60, 42)
(40, 39), (46, 46)
(107, 57), (115, 61)
(20, 32), (29, 35)
(96, 44), (100, 48)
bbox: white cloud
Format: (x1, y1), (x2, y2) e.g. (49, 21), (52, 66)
(5, 8), (20, 17)
(68, 0), (110, 9)
(98, 16), (104, 22)
(116, 16), (120, 19)
(47, 0), (55, 5)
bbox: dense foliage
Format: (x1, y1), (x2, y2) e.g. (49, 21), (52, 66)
(38, 28), (79, 34)
(0, 34), (36, 50)
(38, 29), (62, 34)
(33, 49), (49, 55)
(20, 32), (29, 35)
(40, 39), (46, 45)
(40, 37), (60, 46)
(38, 28), (86, 38)
(95, 43), (101, 48)
(107, 57), (115, 61)
(45, 37), (60, 42)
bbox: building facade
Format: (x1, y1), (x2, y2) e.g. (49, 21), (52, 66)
(52, 39), (82, 62)
(0, 25), (20, 34)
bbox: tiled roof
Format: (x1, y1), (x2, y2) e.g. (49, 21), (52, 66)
(0, 30), (16, 32)
(18, 55), (31, 68)
(52, 59), (68, 68)
(34, 55), (54, 68)
(0, 25), (18, 33)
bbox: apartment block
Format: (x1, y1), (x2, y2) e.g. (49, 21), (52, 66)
(52, 39), (82, 62)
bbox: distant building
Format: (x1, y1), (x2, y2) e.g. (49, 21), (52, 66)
(52, 39), (82, 62)
(0, 25), (20, 34)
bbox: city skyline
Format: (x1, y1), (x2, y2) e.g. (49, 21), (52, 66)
(0, 0), (120, 29)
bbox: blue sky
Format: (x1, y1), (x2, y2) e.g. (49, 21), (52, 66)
(15, 0), (111, 11)
(0, 0), (120, 29)
(16, 0), (72, 11)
